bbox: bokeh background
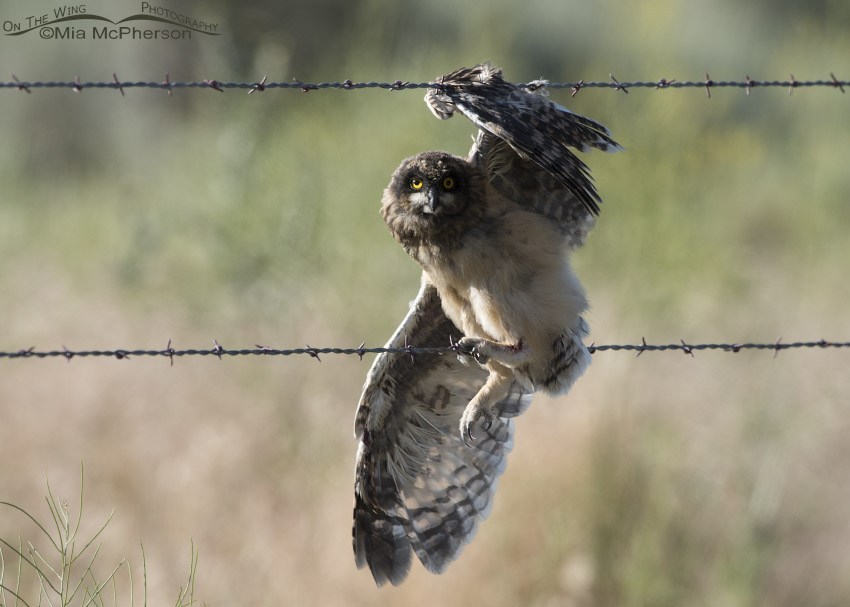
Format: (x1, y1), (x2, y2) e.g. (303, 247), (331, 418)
(1, 0), (849, 605)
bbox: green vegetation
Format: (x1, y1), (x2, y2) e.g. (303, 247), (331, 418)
(0, 471), (198, 607)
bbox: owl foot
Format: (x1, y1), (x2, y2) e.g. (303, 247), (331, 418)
(456, 336), (528, 367)
(459, 400), (494, 446)
(458, 366), (514, 444)
(456, 336), (491, 365)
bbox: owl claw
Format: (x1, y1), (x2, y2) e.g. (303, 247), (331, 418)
(460, 401), (494, 445)
(456, 337), (490, 365)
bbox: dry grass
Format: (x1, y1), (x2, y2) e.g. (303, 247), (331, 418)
(2, 265), (849, 606)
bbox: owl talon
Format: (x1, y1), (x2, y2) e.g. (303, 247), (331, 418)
(459, 401), (494, 444)
(457, 337), (490, 365)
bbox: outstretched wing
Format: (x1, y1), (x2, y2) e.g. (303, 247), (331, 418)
(425, 62), (621, 216)
(469, 129), (598, 249)
(353, 279), (532, 586)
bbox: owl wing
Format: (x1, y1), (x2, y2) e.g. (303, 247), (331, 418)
(469, 129), (599, 249)
(353, 278), (532, 586)
(425, 62), (621, 216)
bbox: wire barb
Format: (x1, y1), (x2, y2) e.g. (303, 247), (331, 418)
(570, 79), (584, 97)
(403, 337), (416, 364)
(704, 72), (714, 98)
(291, 78), (318, 92)
(12, 74), (31, 93)
(112, 72), (125, 96)
(165, 338), (175, 366)
(248, 75), (267, 94)
(203, 79), (224, 92)
(609, 73), (629, 94)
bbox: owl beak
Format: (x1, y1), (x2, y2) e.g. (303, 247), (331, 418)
(422, 188), (439, 215)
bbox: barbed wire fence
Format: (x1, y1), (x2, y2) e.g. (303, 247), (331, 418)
(2, 73), (848, 97)
(2, 71), (848, 364)
(2, 339), (849, 364)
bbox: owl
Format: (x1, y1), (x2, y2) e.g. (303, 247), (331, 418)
(353, 63), (620, 586)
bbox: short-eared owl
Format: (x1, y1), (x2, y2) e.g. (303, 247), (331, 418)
(353, 63), (620, 586)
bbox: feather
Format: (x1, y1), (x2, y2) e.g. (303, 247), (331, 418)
(426, 62), (621, 216)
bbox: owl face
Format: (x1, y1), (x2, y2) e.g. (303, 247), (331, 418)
(387, 152), (471, 220)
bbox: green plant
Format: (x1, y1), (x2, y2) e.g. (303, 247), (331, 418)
(0, 469), (199, 607)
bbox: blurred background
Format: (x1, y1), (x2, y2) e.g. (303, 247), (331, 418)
(1, 0), (849, 605)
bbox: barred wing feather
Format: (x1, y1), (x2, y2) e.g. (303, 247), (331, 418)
(353, 280), (532, 586)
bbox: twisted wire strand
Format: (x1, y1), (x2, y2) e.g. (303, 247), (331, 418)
(2, 73), (847, 95)
(1, 339), (848, 363)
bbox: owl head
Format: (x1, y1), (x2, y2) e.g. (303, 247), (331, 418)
(381, 151), (485, 253)
(383, 151), (472, 218)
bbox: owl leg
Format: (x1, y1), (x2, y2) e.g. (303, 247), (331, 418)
(459, 364), (514, 445)
(538, 327), (591, 395)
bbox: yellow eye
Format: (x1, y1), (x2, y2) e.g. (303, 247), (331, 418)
(410, 177), (424, 190)
(442, 177), (455, 190)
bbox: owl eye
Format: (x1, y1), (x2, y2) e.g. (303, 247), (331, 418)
(442, 176), (456, 190)
(409, 177), (424, 190)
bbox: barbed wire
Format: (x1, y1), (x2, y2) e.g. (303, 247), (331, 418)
(1, 338), (848, 364)
(2, 73), (847, 97)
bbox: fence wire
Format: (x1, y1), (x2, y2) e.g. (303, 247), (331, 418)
(1, 339), (848, 364)
(2, 73), (848, 96)
(2, 72), (848, 365)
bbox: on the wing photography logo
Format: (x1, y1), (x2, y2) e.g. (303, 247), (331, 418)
(2, 3), (220, 40)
